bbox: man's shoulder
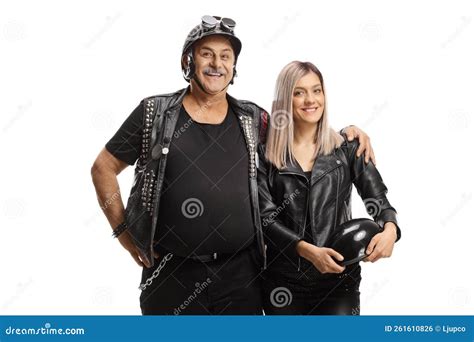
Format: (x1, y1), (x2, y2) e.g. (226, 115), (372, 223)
(227, 94), (268, 115)
(238, 99), (267, 113)
(142, 88), (186, 102)
(228, 96), (269, 143)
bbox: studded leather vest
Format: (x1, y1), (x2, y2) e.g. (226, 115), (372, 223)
(124, 87), (268, 268)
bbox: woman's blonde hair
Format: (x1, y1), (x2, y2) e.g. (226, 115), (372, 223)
(265, 61), (344, 169)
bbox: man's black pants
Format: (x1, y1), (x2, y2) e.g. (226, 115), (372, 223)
(139, 246), (263, 315)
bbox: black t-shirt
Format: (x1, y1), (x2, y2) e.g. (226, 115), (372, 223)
(105, 102), (143, 165)
(105, 102), (255, 257)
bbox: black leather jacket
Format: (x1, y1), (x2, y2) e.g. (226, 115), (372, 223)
(257, 136), (401, 269)
(124, 87), (269, 268)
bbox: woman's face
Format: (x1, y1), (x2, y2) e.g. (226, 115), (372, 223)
(292, 71), (325, 126)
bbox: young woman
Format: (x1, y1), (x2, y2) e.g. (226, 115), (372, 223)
(258, 61), (401, 315)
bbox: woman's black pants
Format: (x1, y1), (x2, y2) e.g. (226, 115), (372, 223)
(262, 265), (361, 315)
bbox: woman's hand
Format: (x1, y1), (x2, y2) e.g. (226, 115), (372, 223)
(364, 222), (397, 263)
(343, 125), (376, 165)
(296, 240), (346, 274)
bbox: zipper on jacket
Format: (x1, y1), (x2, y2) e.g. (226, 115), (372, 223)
(299, 188), (310, 272)
(334, 167), (340, 229)
(281, 162), (343, 271)
(274, 170), (309, 271)
(299, 175), (311, 271)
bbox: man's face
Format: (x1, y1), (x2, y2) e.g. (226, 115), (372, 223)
(191, 35), (235, 94)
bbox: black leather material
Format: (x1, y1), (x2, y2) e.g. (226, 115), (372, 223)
(124, 87), (269, 268)
(329, 218), (383, 266)
(257, 136), (401, 268)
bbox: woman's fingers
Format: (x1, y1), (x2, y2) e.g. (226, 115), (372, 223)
(326, 248), (344, 262)
(363, 235), (378, 262)
(365, 232), (395, 262)
(309, 246), (345, 273)
(366, 234), (380, 255)
(329, 262), (345, 273)
(326, 258), (345, 273)
(364, 248), (378, 262)
(365, 243), (388, 262)
(322, 248), (345, 273)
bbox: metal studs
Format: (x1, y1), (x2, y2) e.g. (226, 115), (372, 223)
(239, 115), (257, 178)
(141, 170), (157, 214)
(139, 98), (155, 167)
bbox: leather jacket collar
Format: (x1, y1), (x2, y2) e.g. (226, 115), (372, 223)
(278, 151), (343, 185)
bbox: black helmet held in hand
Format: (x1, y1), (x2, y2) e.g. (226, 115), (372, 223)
(329, 218), (382, 266)
(181, 15), (242, 83)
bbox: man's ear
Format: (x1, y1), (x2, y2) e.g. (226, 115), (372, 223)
(181, 54), (189, 68)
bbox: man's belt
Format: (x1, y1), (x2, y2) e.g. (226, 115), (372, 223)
(154, 243), (251, 263)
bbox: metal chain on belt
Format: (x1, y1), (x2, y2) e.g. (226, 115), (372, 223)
(138, 253), (173, 291)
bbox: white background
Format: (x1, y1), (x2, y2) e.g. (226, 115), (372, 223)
(1, 0), (473, 315)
